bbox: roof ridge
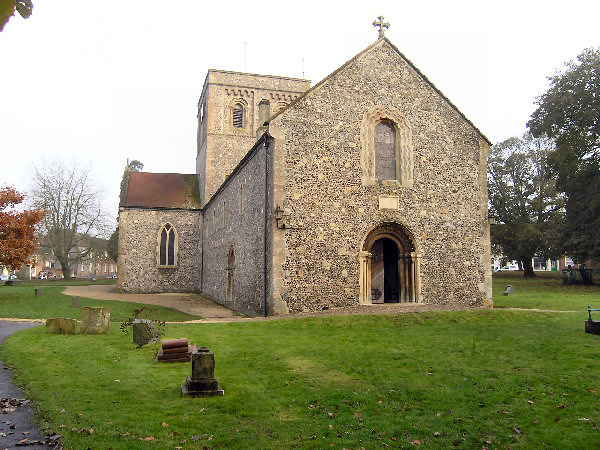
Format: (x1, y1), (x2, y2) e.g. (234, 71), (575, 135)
(268, 37), (491, 145)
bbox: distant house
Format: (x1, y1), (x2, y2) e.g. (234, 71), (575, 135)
(26, 236), (117, 279)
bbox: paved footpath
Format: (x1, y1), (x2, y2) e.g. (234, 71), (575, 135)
(0, 321), (59, 449)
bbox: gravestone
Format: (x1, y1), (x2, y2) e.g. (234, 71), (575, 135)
(35, 288), (43, 298)
(586, 305), (600, 335)
(72, 296), (81, 307)
(46, 317), (77, 334)
(132, 319), (161, 347)
(181, 347), (224, 397)
(503, 285), (513, 296)
(80, 307), (110, 335)
(585, 320), (600, 335)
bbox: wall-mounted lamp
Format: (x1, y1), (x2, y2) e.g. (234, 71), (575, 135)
(274, 205), (289, 229)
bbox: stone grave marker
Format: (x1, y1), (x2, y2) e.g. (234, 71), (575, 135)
(80, 306), (110, 335)
(503, 285), (514, 296)
(132, 319), (161, 347)
(35, 288), (43, 298)
(46, 318), (77, 334)
(72, 296), (81, 307)
(181, 347), (224, 397)
(156, 338), (196, 362)
(586, 305), (600, 335)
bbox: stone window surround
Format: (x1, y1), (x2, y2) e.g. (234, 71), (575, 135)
(229, 98), (248, 131)
(360, 105), (413, 188)
(157, 222), (179, 268)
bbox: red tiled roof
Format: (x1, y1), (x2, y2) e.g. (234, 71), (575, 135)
(124, 172), (201, 209)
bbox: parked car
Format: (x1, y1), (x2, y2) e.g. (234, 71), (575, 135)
(496, 265), (519, 272)
(38, 271), (57, 279)
(0, 275), (9, 281)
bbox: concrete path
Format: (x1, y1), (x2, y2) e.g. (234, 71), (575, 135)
(62, 284), (240, 320)
(63, 284), (474, 322)
(0, 321), (58, 449)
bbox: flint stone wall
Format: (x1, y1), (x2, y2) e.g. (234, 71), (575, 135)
(269, 39), (492, 313)
(117, 209), (202, 293)
(201, 140), (269, 315)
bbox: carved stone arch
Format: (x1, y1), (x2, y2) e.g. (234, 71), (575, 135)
(228, 97), (249, 130)
(157, 222), (179, 268)
(359, 221), (421, 304)
(360, 105), (413, 187)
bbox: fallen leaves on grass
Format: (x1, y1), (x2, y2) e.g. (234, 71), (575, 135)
(162, 422), (169, 427)
(140, 436), (155, 441)
(411, 439), (423, 445)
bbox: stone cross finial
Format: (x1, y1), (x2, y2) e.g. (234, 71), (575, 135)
(372, 15), (390, 38)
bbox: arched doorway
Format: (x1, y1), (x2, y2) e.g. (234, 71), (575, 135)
(370, 238), (399, 302)
(359, 222), (421, 304)
(226, 244), (235, 303)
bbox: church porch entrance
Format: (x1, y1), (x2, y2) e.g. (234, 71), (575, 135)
(359, 222), (422, 304)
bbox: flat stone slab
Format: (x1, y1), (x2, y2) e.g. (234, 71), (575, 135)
(156, 345), (197, 363)
(80, 307), (110, 335)
(46, 317), (77, 334)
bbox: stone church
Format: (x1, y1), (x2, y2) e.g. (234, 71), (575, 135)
(117, 28), (493, 315)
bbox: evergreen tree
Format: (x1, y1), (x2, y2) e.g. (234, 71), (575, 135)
(528, 47), (600, 262)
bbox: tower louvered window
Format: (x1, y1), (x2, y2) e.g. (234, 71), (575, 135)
(233, 103), (244, 128)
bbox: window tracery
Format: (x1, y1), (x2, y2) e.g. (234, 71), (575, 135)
(158, 223), (178, 267)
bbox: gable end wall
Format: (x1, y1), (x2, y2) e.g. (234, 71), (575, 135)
(270, 40), (492, 312)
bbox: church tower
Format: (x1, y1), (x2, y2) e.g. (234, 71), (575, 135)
(196, 70), (310, 205)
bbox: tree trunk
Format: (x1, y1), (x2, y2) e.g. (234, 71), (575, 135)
(58, 258), (72, 279)
(522, 259), (536, 277)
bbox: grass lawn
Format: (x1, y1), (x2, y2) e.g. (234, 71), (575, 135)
(492, 272), (600, 311)
(0, 284), (200, 322)
(1, 276), (600, 448)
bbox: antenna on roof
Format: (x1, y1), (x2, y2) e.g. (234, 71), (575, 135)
(302, 58), (305, 79)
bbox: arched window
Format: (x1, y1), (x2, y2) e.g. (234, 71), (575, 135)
(360, 105), (413, 187)
(233, 103), (244, 128)
(158, 223), (177, 267)
(375, 120), (397, 181)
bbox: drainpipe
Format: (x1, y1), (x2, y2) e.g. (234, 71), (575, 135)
(262, 136), (270, 317)
(200, 208), (204, 294)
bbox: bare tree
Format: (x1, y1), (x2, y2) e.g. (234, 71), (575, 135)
(29, 159), (109, 279)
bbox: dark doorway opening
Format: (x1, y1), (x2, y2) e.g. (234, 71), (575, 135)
(371, 238), (399, 303)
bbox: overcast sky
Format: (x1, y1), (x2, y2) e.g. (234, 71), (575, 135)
(1, 0), (598, 231)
